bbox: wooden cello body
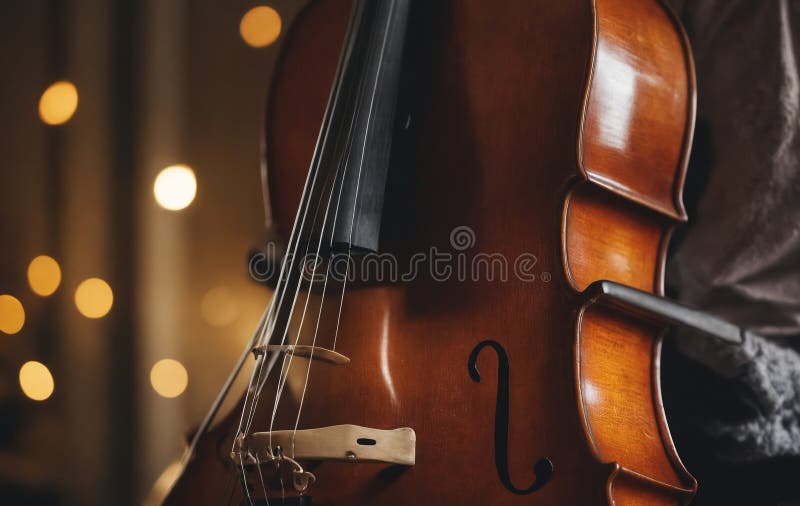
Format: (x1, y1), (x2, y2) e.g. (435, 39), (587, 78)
(164, 0), (697, 504)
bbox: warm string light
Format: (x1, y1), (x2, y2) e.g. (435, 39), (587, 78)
(27, 255), (62, 296)
(19, 361), (55, 401)
(0, 295), (25, 335)
(200, 286), (239, 327)
(39, 81), (78, 125)
(150, 359), (189, 398)
(74, 277), (114, 318)
(28, 30), (242, 404)
(153, 165), (197, 211)
(22, 14), (277, 403)
(239, 6), (282, 48)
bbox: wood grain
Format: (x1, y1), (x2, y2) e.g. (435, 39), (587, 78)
(164, 0), (698, 504)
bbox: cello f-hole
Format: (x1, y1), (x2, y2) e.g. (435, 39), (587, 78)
(468, 340), (554, 495)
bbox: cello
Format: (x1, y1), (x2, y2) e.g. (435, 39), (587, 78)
(164, 0), (701, 503)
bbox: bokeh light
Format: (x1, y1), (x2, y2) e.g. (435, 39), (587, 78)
(239, 6), (282, 48)
(153, 165), (197, 211)
(75, 278), (114, 318)
(19, 361), (55, 401)
(150, 359), (188, 398)
(0, 295), (25, 335)
(38, 81), (78, 125)
(27, 255), (62, 296)
(200, 286), (239, 327)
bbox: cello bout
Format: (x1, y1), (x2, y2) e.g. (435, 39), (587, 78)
(567, 0), (698, 503)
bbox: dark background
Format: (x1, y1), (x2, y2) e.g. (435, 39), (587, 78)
(0, 1), (299, 504)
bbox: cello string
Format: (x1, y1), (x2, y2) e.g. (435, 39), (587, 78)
(242, 352), (270, 435)
(242, 93), (361, 436)
(239, 457), (255, 506)
(228, 77), (341, 504)
(240, 195), (327, 440)
(236, 260), (298, 442)
(241, 97), (357, 436)
(242, 148), (346, 445)
(274, 0), (389, 446)
(230, 4), (374, 502)
(231, 141), (326, 449)
(230, 306), (278, 450)
(332, 0), (397, 352)
(242, 165), (338, 437)
(262, 0), (376, 450)
(266, 153), (345, 453)
(288, 258), (333, 455)
(239, 45), (354, 440)
(289, 0), (400, 448)
(212, 320), (267, 506)
(243, 0), (365, 369)
(287, 106), (361, 451)
(331, 261), (349, 351)
(288, 154), (354, 450)
(187, 305), (267, 469)
(255, 454), (271, 506)
(233, 4), (363, 441)
(220, 4), (368, 506)
(231, 305), (282, 452)
(258, 0), (366, 350)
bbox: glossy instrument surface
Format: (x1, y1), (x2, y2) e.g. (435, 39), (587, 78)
(164, 0), (697, 504)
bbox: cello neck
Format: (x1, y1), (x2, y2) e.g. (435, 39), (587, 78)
(310, 0), (411, 254)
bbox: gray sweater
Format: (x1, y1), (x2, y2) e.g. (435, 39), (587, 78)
(667, 0), (800, 461)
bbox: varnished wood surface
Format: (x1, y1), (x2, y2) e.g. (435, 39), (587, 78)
(563, 183), (668, 293)
(577, 304), (694, 493)
(164, 0), (697, 504)
(581, 0), (694, 220)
